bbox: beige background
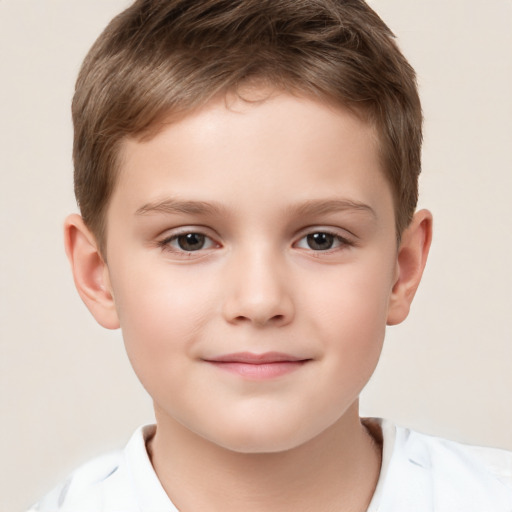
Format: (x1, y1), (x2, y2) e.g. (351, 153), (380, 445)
(1, 1), (511, 511)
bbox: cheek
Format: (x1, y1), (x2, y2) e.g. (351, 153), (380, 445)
(300, 257), (393, 368)
(109, 264), (217, 379)
(304, 259), (392, 327)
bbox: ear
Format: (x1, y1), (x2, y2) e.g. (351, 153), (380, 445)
(387, 209), (433, 326)
(64, 214), (120, 329)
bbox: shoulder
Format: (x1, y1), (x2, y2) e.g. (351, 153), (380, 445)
(27, 426), (162, 512)
(376, 419), (512, 511)
(396, 424), (512, 488)
(405, 426), (512, 482)
(27, 451), (126, 512)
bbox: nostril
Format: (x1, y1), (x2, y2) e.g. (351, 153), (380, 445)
(222, 291), (294, 326)
(268, 314), (286, 325)
(234, 313), (286, 326)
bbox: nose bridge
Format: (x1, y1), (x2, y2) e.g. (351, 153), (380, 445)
(222, 242), (294, 326)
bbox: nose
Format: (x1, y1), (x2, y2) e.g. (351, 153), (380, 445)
(221, 248), (295, 327)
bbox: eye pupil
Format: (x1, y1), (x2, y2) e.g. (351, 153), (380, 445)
(177, 233), (205, 251)
(307, 233), (334, 250)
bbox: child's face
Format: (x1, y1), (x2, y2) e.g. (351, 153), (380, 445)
(103, 91), (400, 453)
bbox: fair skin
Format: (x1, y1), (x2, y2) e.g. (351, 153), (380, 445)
(65, 91), (432, 511)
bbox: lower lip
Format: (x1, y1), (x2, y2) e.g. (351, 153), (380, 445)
(207, 361), (308, 379)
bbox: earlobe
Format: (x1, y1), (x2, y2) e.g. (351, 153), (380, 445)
(64, 214), (120, 329)
(386, 209), (433, 326)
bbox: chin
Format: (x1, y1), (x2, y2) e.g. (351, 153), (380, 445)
(215, 435), (304, 455)
(201, 419), (321, 455)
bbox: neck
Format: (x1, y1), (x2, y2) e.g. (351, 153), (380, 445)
(148, 402), (382, 512)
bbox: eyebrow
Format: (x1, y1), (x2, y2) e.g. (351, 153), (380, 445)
(135, 197), (376, 218)
(135, 198), (227, 216)
(290, 199), (376, 218)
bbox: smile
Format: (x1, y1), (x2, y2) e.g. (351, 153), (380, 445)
(203, 352), (311, 379)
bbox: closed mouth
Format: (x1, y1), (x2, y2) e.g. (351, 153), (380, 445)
(204, 352), (310, 364)
(203, 352), (311, 379)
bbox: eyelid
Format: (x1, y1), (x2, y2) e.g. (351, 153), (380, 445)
(155, 225), (355, 256)
(293, 227), (355, 251)
(157, 226), (221, 254)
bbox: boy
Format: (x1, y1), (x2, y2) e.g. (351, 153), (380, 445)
(30, 0), (512, 510)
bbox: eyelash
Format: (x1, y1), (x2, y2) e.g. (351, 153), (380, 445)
(157, 231), (218, 254)
(294, 230), (354, 253)
(157, 228), (354, 256)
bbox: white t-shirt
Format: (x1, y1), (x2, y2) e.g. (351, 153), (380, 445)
(28, 419), (512, 511)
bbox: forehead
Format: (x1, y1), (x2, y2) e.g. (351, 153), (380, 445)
(110, 91), (391, 224)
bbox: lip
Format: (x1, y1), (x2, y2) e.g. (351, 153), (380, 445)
(203, 352), (311, 379)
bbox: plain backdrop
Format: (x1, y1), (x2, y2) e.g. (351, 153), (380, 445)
(1, 1), (511, 511)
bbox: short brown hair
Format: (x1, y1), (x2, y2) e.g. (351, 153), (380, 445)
(73, 0), (422, 254)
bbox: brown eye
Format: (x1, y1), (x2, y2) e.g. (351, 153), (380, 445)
(176, 233), (206, 251)
(159, 231), (218, 255)
(306, 233), (335, 250)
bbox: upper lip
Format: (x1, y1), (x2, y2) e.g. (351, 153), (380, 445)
(204, 352), (309, 364)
